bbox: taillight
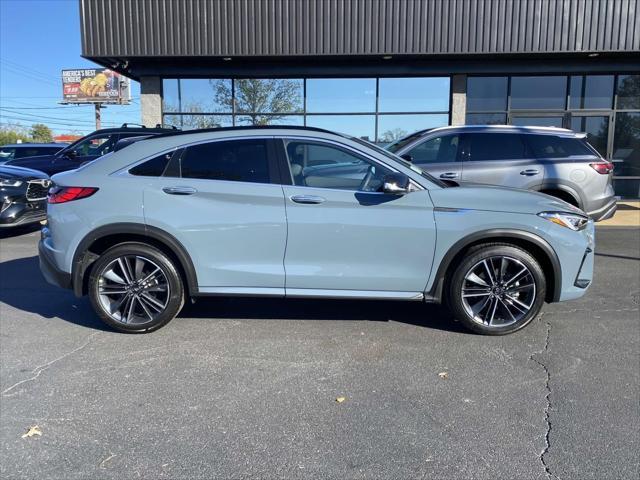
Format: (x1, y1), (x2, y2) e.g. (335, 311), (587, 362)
(589, 162), (614, 174)
(48, 186), (98, 204)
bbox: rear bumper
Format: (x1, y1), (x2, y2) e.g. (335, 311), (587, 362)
(39, 238), (72, 290)
(586, 197), (617, 222)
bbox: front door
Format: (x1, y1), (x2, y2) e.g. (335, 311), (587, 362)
(399, 133), (463, 183)
(460, 132), (544, 190)
(142, 138), (287, 294)
(278, 138), (436, 296)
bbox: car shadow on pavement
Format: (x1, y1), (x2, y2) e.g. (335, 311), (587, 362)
(1, 255), (466, 334)
(0, 223), (41, 239)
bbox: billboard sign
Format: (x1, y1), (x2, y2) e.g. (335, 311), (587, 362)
(61, 68), (130, 104)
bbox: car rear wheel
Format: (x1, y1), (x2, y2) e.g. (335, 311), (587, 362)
(88, 243), (184, 333)
(448, 244), (546, 335)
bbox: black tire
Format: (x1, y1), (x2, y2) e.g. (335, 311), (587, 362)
(447, 243), (546, 335)
(88, 242), (184, 333)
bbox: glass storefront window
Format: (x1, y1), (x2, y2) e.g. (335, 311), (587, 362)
(616, 75), (640, 110)
(377, 114), (448, 143)
(378, 78), (449, 112)
(613, 112), (640, 177)
(179, 79), (233, 113)
(234, 79), (303, 114)
(235, 115), (304, 126)
(306, 115), (376, 141)
(467, 77), (508, 111)
(570, 116), (610, 157)
(162, 79), (180, 113)
(569, 75), (614, 109)
(163, 114), (233, 130)
(510, 76), (566, 110)
(510, 116), (564, 128)
(466, 113), (507, 125)
(306, 79), (376, 113)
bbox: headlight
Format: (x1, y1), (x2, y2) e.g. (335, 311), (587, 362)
(0, 179), (23, 187)
(538, 211), (589, 231)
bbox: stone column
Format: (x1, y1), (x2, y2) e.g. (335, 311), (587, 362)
(140, 76), (162, 127)
(450, 74), (467, 126)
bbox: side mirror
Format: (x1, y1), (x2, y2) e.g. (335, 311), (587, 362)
(400, 153), (413, 162)
(382, 173), (411, 195)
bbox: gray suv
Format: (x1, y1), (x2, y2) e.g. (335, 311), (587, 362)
(386, 126), (616, 221)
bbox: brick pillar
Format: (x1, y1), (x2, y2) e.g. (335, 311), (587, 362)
(451, 74), (467, 126)
(140, 76), (162, 127)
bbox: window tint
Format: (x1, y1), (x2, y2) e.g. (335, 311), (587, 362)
(510, 76), (566, 110)
(284, 140), (390, 192)
(466, 133), (527, 161)
(130, 151), (174, 177)
(70, 134), (115, 157)
(526, 135), (594, 158)
(180, 140), (270, 183)
(0, 147), (16, 159)
(569, 75), (614, 109)
(466, 113), (507, 125)
(467, 77), (508, 111)
(408, 135), (460, 164)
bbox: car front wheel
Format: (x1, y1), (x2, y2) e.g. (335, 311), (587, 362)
(88, 243), (184, 333)
(448, 244), (546, 335)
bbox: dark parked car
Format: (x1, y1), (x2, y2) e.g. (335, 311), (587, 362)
(5, 125), (176, 175)
(0, 143), (64, 164)
(0, 165), (51, 228)
(386, 126), (616, 221)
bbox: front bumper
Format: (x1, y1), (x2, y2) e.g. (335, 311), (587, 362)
(38, 238), (72, 290)
(556, 220), (595, 302)
(0, 199), (46, 227)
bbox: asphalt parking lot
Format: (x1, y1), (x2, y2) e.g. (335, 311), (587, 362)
(0, 225), (638, 480)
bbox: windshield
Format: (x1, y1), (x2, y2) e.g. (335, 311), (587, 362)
(0, 147), (17, 160)
(348, 136), (447, 188)
(385, 130), (429, 153)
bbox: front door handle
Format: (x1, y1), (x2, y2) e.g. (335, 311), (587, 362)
(440, 172), (458, 179)
(520, 169), (540, 176)
(163, 186), (197, 195)
(290, 194), (326, 204)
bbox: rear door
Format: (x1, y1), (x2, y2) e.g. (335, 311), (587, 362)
(399, 133), (462, 182)
(141, 137), (287, 294)
(460, 132), (544, 189)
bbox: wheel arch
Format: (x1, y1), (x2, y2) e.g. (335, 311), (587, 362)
(534, 182), (584, 210)
(72, 223), (198, 298)
(428, 229), (562, 304)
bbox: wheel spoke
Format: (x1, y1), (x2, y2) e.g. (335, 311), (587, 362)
(499, 257), (507, 282)
(103, 269), (126, 285)
(466, 272), (489, 287)
(125, 295), (136, 323)
(140, 292), (165, 311)
(498, 297), (518, 322)
(482, 260), (495, 285)
(137, 296), (154, 319)
(507, 283), (535, 293)
(134, 256), (145, 280)
(505, 266), (528, 287)
(140, 267), (161, 285)
(117, 258), (133, 284)
(487, 296), (499, 325)
(463, 291), (492, 298)
(99, 288), (129, 295)
(506, 294), (532, 312)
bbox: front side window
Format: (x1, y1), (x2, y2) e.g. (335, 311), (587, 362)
(68, 134), (115, 157)
(283, 140), (391, 192)
(408, 134), (460, 164)
(179, 139), (270, 183)
(466, 133), (527, 161)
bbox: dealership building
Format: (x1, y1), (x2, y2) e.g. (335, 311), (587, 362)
(79, 0), (639, 197)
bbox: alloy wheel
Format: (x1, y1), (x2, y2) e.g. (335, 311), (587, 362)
(460, 255), (536, 328)
(96, 255), (170, 325)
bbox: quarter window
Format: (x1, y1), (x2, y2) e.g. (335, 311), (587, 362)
(179, 140), (270, 183)
(129, 151), (174, 177)
(408, 135), (460, 164)
(466, 133), (527, 161)
(283, 140), (390, 192)
(526, 135), (594, 158)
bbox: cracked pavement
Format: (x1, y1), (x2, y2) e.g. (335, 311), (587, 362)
(1, 226), (638, 479)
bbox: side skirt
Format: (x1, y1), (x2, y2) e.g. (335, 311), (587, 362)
(196, 287), (425, 301)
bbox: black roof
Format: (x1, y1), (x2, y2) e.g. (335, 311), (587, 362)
(88, 124), (177, 135)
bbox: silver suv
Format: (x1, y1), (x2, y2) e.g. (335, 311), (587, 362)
(386, 126), (616, 221)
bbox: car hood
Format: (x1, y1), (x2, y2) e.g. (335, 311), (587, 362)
(429, 184), (585, 216)
(5, 153), (57, 168)
(0, 164), (49, 180)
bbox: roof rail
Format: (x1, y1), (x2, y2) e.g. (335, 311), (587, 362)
(121, 123), (147, 128)
(152, 124), (343, 139)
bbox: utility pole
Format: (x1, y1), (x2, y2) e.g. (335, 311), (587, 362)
(95, 104), (101, 130)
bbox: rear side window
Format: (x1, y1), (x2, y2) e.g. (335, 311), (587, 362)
(466, 133), (527, 161)
(180, 139), (270, 183)
(130, 151), (174, 177)
(526, 135), (594, 158)
(409, 134), (460, 164)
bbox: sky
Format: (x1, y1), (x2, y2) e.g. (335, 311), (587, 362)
(0, 0), (141, 136)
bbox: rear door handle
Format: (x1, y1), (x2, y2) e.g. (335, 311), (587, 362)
(520, 169), (540, 176)
(440, 172), (458, 179)
(290, 194), (325, 204)
(163, 186), (197, 195)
